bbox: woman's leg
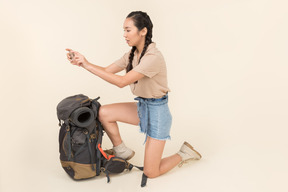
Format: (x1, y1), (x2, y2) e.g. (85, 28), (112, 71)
(98, 102), (140, 146)
(143, 136), (182, 178)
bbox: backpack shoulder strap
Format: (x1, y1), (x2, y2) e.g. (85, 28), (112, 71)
(126, 162), (146, 187)
(141, 173), (148, 187)
(91, 97), (101, 118)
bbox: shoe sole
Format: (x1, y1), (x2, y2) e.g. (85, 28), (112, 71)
(126, 151), (135, 161)
(184, 141), (202, 159)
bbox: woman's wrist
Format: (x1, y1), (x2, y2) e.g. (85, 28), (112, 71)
(82, 61), (91, 69)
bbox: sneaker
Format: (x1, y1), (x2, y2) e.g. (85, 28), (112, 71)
(178, 141), (202, 167)
(113, 142), (135, 160)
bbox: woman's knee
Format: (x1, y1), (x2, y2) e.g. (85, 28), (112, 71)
(98, 105), (111, 123)
(144, 168), (160, 179)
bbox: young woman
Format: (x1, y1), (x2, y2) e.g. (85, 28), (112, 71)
(66, 11), (201, 180)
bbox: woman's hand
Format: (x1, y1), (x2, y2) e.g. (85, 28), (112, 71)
(65, 48), (90, 68)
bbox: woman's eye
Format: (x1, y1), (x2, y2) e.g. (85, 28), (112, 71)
(127, 30), (131, 32)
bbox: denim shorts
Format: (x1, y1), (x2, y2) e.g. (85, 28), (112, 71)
(134, 94), (172, 143)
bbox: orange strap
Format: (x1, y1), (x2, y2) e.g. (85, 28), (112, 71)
(98, 143), (115, 160)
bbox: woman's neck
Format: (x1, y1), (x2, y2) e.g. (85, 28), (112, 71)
(136, 38), (146, 54)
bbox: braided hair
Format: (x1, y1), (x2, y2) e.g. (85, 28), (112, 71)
(126, 11), (153, 73)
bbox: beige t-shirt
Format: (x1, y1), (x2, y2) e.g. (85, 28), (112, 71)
(114, 43), (170, 98)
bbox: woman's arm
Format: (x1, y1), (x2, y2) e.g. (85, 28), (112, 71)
(104, 63), (124, 74)
(66, 49), (144, 88)
(85, 63), (144, 88)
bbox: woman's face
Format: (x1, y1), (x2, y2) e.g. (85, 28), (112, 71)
(123, 18), (146, 47)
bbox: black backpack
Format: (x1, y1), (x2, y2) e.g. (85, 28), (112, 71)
(56, 94), (145, 184)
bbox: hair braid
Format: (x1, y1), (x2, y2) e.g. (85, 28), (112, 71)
(138, 34), (152, 64)
(126, 46), (137, 73)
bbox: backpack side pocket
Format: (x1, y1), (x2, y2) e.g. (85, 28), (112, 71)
(59, 124), (73, 161)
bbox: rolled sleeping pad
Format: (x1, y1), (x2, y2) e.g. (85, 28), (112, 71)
(70, 107), (95, 127)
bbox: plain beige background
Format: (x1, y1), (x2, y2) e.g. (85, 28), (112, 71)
(0, 0), (287, 191)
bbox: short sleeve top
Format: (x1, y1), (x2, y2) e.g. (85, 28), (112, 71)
(113, 43), (170, 98)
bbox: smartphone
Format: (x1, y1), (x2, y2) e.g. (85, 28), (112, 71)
(69, 51), (75, 60)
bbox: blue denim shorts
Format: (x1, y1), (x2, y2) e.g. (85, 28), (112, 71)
(134, 94), (172, 143)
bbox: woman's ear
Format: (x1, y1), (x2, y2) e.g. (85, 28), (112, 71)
(141, 27), (147, 37)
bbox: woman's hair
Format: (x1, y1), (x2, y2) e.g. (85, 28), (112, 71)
(126, 11), (153, 73)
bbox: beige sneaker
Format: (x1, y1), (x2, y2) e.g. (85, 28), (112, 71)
(113, 142), (135, 160)
(177, 141), (202, 167)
